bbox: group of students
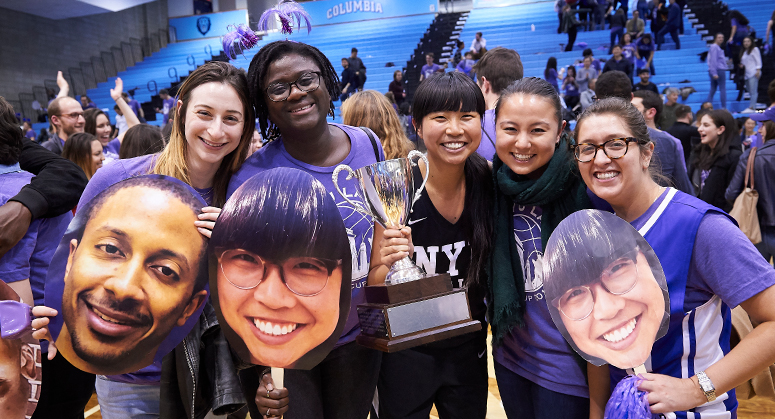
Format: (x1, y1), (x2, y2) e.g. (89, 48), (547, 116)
(1, 35), (775, 419)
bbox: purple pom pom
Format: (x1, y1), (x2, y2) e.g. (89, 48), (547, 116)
(604, 375), (658, 419)
(222, 24), (260, 59)
(258, 0), (312, 36)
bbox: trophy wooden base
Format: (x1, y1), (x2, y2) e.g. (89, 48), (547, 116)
(356, 273), (482, 353)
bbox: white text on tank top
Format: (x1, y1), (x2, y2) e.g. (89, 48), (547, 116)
(414, 241), (467, 287)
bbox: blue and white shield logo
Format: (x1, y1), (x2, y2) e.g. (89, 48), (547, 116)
(197, 17), (211, 35)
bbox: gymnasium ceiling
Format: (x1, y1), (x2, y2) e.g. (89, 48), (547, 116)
(0, 0), (158, 20)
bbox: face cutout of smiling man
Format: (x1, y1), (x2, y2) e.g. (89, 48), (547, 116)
(55, 175), (209, 375)
(542, 210), (670, 370)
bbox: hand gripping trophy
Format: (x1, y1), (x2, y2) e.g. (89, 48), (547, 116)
(334, 151), (481, 352)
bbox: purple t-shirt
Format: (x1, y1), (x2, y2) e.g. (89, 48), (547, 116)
(128, 99), (142, 117)
(104, 138), (121, 162)
(494, 204), (590, 398)
(25, 129), (36, 139)
(0, 170), (39, 285)
(477, 109), (497, 162)
(631, 188), (775, 312)
(421, 64), (443, 79)
(162, 98), (175, 124)
(228, 124), (385, 347)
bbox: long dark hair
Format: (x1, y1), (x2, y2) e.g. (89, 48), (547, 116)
(0, 96), (23, 165)
(729, 10), (749, 27)
(411, 72), (492, 287)
(247, 41), (340, 141)
(544, 57), (557, 79)
(692, 109), (737, 171)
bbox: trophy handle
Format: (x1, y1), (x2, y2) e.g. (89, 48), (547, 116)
(332, 164), (371, 216)
(408, 150), (430, 212)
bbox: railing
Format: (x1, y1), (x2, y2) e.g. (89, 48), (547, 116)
(16, 28), (171, 121)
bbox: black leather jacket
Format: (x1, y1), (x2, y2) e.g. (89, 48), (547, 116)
(160, 302), (247, 419)
(726, 140), (775, 227)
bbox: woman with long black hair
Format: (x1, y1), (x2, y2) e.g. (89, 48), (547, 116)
(374, 71), (493, 418)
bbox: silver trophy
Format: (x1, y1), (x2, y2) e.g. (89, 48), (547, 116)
(333, 150), (430, 285)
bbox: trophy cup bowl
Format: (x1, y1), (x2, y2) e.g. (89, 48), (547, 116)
(333, 151), (482, 353)
(333, 150), (429, 285)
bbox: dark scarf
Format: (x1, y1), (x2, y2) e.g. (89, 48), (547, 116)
(487, 136), (592, 347)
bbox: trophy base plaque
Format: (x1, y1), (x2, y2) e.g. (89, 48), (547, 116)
(356, 274), (482, 353)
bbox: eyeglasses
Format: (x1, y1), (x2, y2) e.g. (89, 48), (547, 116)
(572, 137), (644, 163)
(217, 249), (340, 297)
(553, 249), (640, 321)
(265, 71), (321, 102)
(58, 112), (84, 120)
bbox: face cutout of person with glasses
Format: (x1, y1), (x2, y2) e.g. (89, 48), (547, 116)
(209, 168), (351, 369)
(542, 210), (669, 370)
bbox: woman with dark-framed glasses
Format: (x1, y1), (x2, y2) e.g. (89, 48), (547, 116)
(543, 210), (669, 371)
(230, 40), (386, 419)
(210, 168), (350, 370)
(572, 97), (775, 417)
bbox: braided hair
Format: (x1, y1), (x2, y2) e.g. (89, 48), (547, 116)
(247, 41), (341, 140)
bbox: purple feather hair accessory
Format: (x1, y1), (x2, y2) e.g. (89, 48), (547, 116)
(604, 375), (659, 419)
(222, 23), (260, 59)
(258, 0), (312, 37)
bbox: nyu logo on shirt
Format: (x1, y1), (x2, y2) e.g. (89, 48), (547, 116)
(414, 241), (466, 288)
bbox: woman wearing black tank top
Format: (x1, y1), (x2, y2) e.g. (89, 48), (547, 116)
(369, 72), (494, 418)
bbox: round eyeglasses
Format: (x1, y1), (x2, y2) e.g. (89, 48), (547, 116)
(265, 71), (321, 102)
(553, 249), (640, 321)
(572, 137), (645, 163)
(217, 249), (341, 297)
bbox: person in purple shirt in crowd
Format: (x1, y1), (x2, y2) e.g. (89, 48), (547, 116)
(31, 61), (255, 419)
(488, 77), (609, 419)
(634, 33), (656, 77)
(656, 0), (681, 50)
(563, 66), (581, 112)
(456, 51), (477, 79)
(155, 89), (175, 125)
(42, 96), (85, 156)
(22, 121), (35, 140)
(79, 95), (96, 110)
(0, 99), (72, 309)
(122, 92), (145, 122)
(420, 52), (445, 81)
(707, 33), (728, 109)
(574, 97), (775, 418)
(631, 90), (693, 194)
(472, 47), (524, 161)
(544, 57), (560, 93)
(620, 33), (637, 67)
(222, 40), (385, 419)
(581, 49), (602, 74)
(84, 78), (141, 162)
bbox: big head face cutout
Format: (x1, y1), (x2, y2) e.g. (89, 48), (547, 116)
(209, 168), (351, 370)
(45, 175), (209, 375)
(542, 210), (669, 370)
